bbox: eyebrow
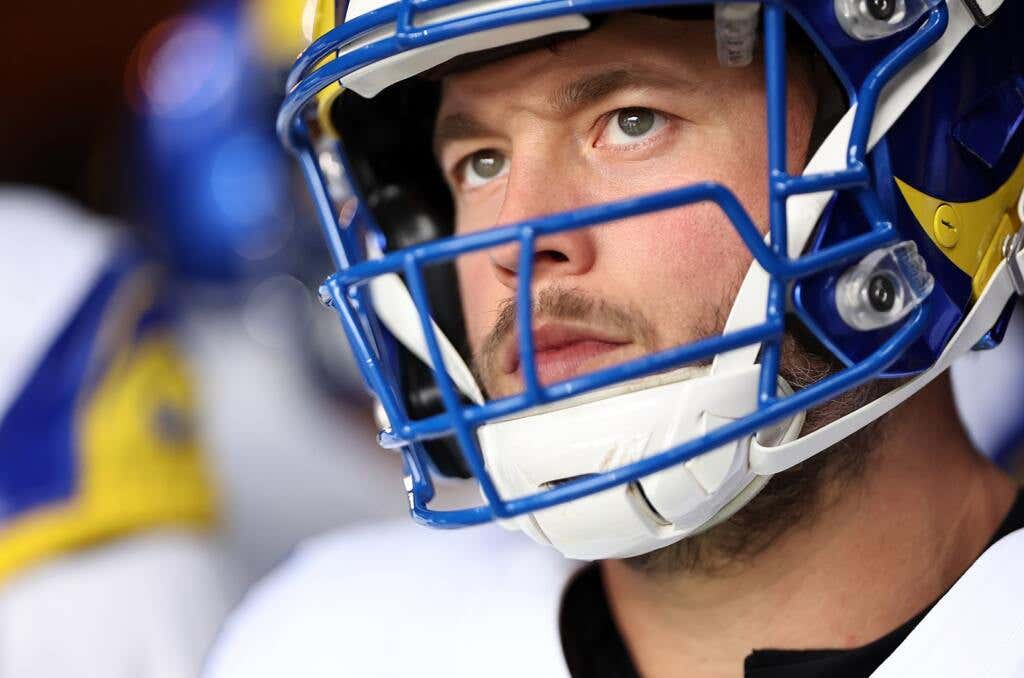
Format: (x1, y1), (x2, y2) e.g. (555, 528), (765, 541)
(433, 67), (698, 156)
(433, 112), (499, 158)
(549, 68), (696, 115)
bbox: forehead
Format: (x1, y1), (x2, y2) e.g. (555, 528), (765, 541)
(436, 14), (720, 112)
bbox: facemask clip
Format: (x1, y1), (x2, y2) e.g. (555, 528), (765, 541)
(835, 240), (934, 331)
(834, 0), (941, 41)
(715, 3), (759, 67)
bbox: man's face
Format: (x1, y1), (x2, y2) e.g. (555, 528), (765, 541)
(434, 13), (816, 399)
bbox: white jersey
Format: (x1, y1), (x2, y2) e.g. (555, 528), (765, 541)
(0, 530), (237, 678)
(203, 520), (581, 678)
(206, 521), (1024, 678)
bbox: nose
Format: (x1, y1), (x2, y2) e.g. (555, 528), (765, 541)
(487, 164), (597, 290)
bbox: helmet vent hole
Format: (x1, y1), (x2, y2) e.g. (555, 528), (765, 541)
(543, 473), (598, 489)
(628, 482), (672, 528)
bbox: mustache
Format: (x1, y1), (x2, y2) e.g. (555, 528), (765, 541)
(472, 285), (658, 394)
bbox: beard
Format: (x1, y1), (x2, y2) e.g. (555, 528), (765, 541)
(624, 329), (891, 577)
(471, 283), (891, 576)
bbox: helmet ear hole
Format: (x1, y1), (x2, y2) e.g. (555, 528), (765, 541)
(331, 84), (457, 319)
(330, 82), (451, 228)
(333, 89), (474, 478)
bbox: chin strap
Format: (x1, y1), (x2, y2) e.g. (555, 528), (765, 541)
(479, 365), (804, 560)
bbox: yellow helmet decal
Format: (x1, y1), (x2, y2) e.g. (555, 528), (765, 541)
(248, 0), (344, 136)
(895, 155), (1024, 299)
(298, 0), (346, 137)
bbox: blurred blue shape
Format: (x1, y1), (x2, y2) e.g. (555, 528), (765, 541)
(131, 0), (292, 282)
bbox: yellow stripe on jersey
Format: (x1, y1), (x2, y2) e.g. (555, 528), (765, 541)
(0, 263), (217, 585)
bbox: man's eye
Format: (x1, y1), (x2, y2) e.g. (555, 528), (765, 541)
(596, 108), (667, 147)
(459, 149), (508, 188)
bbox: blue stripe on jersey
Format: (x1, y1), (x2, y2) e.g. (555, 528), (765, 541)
(0, 253), (142, 523)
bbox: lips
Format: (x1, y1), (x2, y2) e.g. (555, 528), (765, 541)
(501, 323), (631, 387)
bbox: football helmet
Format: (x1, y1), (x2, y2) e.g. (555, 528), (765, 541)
(279, 0), (1023, 559)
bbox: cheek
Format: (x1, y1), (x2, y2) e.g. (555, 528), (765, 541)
(595, 203), (754, 345)
(700, 129), (771, 230)
(452, 172), (514, 236)
(589, 123), (772, 234)
(695, 78), (816, 229)
(456, 252), (506, 354)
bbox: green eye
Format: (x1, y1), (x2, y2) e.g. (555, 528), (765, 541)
(616, 108), (656, 137)
(596, 107), (668, 148)
(463, 149), (508, 187)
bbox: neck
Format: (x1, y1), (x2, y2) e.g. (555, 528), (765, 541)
(602, 373), (1017, 678)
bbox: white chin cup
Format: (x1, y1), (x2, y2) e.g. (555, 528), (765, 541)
(476, 364), (804, 561)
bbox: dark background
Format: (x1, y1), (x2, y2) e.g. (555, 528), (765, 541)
(1, 2), (187, 214)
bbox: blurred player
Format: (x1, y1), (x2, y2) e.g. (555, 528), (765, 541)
(0, 190), (236, 678)
(126, 0), (408, 580)
(0, 4), (240, 677)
